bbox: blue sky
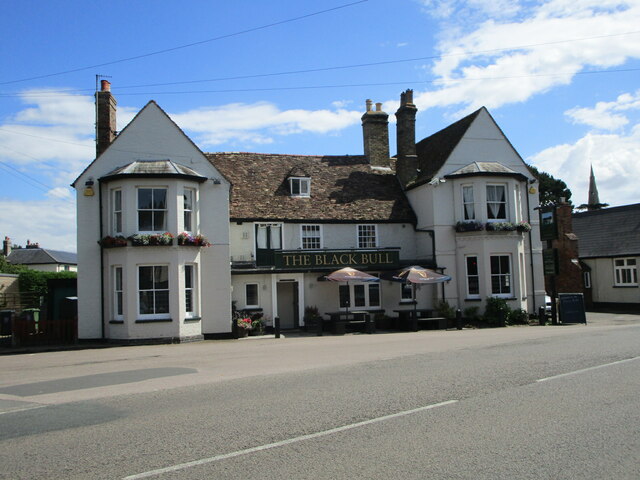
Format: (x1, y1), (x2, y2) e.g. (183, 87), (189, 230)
(1, 0), (639, 251)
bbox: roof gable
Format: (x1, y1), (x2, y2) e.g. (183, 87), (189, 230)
(408, 107), (533, 189)
(73, 101), (227, 188)
(207, 153), (416, 223)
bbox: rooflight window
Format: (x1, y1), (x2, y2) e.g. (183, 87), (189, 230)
(289, 177), (310, 197)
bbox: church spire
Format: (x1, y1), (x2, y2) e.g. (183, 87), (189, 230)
(587, 164), (600, 207)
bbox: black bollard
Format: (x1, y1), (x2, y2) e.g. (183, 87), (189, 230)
(538, 305), (546, 326)
(274, 316), (281, 338)
(316, 316), (323, 336)
(456, 309), (463, 330)
(498, 310), (506, 327)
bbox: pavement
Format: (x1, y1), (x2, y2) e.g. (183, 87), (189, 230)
(0, 311), (638, 357)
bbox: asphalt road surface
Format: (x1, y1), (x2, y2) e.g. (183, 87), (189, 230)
(1, 313), (639, 479)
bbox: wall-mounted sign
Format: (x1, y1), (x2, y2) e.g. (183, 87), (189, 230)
(543, 248), (559, 275)
(274, 249), (400, 270)
(539, 206), (557, 241)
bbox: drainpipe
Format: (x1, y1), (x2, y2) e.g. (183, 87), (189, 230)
(526, 182), (537, 311)
(98, 180), (105, 340)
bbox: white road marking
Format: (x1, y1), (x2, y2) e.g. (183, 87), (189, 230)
(537, 356), (640, 383)
(0, 404), (47, 415)
(123, 399), (458, 479)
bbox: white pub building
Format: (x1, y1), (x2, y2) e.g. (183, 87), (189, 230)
(74, 82), (544, 342)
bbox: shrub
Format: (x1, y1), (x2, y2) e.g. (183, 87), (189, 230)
(463, 306), (480, 321)
(507, 308), (529, 325)
(483, 297), (511, 327)
(436, 300), (455, 319)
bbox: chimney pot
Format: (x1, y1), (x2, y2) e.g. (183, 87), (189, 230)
(101, 80), (111, 92)
(365, 99), (372, 112)
(375, 102), (382, 112)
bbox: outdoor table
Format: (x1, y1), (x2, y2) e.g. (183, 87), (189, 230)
(393, 309), (444, 331)
(324, 310), (382, 334)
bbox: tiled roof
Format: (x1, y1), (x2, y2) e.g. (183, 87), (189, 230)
(573, 203), (640, 258)
(411, 108), (482, 188)
(206, 153), (416, 223)
(7, 248), (77, 266)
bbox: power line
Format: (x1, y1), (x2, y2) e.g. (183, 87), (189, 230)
(2, 28), (637, 96)
(2, 66), (639, 99)
(0, 1), (368, 86)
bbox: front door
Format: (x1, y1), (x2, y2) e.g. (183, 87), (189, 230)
(276, 281), (299, 329)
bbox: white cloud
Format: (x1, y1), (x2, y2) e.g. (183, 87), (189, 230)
(565, 90), (640, 130)
(528, 124), (640, 207)
(171, 102), (361, 148)
(0, 198), (77, 252)
(412, 0), (640, 113)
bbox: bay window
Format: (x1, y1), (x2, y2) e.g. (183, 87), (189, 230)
(486, 185), (507, 221)
(490, 255), (512, 296)
(183, 188), (194, 232)
(113, 266), (123, 319)
(462, 185), (475, 221)
(466, 256), (480, 298)
(138, 265), (169, 316)
(112, 189), (122, 234)
(138, 188), (167, 232)
(185, 264), (196, 316)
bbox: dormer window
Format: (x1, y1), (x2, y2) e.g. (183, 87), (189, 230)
(289, 177), (310, 197)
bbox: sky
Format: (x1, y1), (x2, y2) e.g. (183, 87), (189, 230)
(1, 0), (639, 252)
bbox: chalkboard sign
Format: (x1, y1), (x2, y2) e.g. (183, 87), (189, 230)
(558, 293), (587, 324)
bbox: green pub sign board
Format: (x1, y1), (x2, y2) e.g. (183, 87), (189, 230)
(274, 250), (400, 270)
(539, 206), (558, 241)
(543, 248), (559, 276)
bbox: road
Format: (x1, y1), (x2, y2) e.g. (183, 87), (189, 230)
(1, 313), (639, 479)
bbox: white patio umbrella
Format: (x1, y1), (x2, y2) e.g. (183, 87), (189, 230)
(393, 266), (451, 319)
(325, 267), (379, 315)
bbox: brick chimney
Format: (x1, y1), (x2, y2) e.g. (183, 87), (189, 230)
(96, 80), (117, 157)
(395, 89), (418, 187)
(361, 100), (390, 168)
(2, 236), (10, 257)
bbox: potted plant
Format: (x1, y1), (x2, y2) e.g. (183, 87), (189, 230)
(236, 317), (252, 337)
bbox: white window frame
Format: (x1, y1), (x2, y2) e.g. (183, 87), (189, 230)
(462, 185), (475, 221)
(184, 264), (197, 317)
(137, 187), (168, 233)
(183, 188), (195, 233)
(245, 283), (259, 308)
(339, 282), (381, 310)
(614, 258), (637, 286)
(300, 224), (322, 250)
(490, 254), (512, 297)
(137, 265), (170, 319)
(113, 266), (123, 320)
(486, 184), (507, 221)
(465, 255), (480, 298)
(112, 189), (122, 235)
(357, 224), (377, 248)
(400, 283), (413, 302)
(289, 177), (310, 197)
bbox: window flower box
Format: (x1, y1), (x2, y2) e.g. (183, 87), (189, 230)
(99, 235), (128, 248)
(177, 232), (211, 247)
(485, 222), (517, 232)
(516, 221), (532, 233)
(129, 232), (174, 246)
(455, 221), (485, 232)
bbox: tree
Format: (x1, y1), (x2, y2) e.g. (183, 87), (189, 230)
(527, 164), (572, 206)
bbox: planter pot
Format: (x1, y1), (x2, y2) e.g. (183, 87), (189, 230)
(237, 328), (249, 338)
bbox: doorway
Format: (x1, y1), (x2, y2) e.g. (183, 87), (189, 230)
(276, 281), (299, 329)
